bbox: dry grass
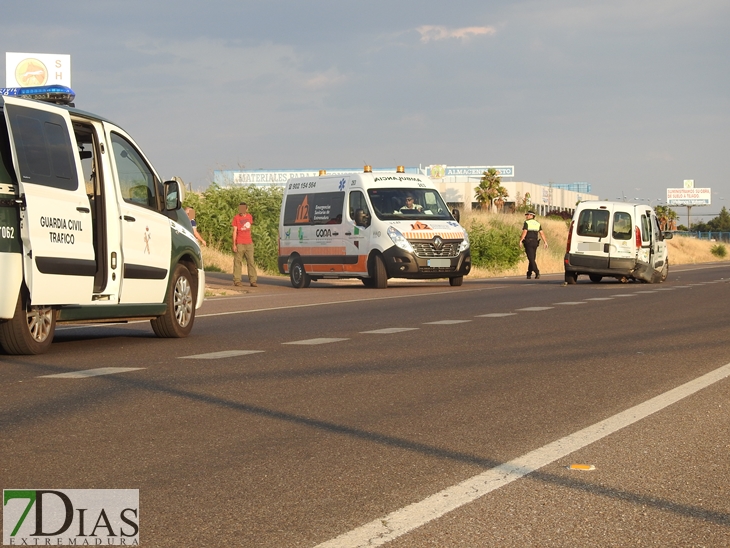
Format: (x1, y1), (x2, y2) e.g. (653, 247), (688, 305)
(201, 212), (726, 280)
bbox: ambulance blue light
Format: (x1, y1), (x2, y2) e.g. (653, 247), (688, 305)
(0, 85), (76, 105)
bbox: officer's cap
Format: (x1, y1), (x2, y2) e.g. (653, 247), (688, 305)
(525, 210), (536, 216)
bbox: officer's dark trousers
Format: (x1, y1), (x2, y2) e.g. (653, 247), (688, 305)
(524, 239), (539, 276)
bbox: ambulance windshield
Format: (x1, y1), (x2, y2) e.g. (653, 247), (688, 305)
(367, 188), (453, 221)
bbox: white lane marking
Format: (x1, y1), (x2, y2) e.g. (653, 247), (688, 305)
(515, 307), (553, 311)
(198, 286), (507, 319)
(476, 313), (517, 318)
(39, 367), (145, 379)
(361, 328), (420, 334)
(316, 361), (730, 548)
(553, 302), (586, 305)
(179, 350), (264, 359)
(423, 320), (472, 325)
(635, 291), (657, 294)
(611, 294), (636, 297)
(283, 338), (349, 345)
(585, 297), (613, 301)
(654, 287), (677, 291)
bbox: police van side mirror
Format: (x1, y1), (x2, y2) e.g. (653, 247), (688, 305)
(662, 231), (673, 240)
(163, 180), (182, 211)
(452, 209), (461, 223)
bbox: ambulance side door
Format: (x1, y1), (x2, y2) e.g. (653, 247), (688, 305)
(105, 127), (171, 304)
(344, 189), (370, 275)
(1, 96), (94, 305)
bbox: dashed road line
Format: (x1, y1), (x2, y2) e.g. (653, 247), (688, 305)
(423, 320), (472, 325)
(179, 350), (264, 359)
(282, 338), (350, 345)
(39, 367), (145, 379)
(585, 297), (613, 300)
(553, 302), (586, 305)
(476, 313), (517, 318)
(515, 307), (554, 311)
(361, 328), (420, 334)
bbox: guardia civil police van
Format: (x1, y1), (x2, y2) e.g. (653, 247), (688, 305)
(0, 85), (204, 354)
(564, 200), (672, 284)
(278, 166), (471, 288)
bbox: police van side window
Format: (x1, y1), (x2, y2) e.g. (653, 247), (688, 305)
(4, 104), (78, 191)
(110, 133), (157, 209)
(577, 209), (609, 238)
(0, 117), (16, 185)
(612, 212), (633, 241)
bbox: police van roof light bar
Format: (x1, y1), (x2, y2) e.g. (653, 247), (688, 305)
(0, 85), (76, 105)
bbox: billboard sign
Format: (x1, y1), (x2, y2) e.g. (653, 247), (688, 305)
(666, 187), (711, 206)
(5, 52), (71, 87)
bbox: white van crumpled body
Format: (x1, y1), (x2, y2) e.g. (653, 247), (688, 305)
(564, 200), (672, 284)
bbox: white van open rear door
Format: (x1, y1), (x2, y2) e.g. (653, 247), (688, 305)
(2, 96), (95, 305)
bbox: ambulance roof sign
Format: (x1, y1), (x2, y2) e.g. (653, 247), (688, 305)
(667, 187), (711, 206)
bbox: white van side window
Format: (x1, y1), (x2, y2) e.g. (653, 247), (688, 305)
(612, 212), (633, 241)
(640, 214), (651, 242)
(283, 191), (344, 225)
(577, 209), (609, 238)
(111, 133), (158, 209)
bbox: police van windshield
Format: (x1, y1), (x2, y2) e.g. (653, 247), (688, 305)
(367, 188), (453, 221)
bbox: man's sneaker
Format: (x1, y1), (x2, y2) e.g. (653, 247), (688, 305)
(250, 282), (258, 287)
(535, 274), (541, 279)
(233, 281), (242, 287)
(526, 274), (532, 279)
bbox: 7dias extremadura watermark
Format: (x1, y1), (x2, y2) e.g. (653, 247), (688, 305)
(3, 489), (138, 546)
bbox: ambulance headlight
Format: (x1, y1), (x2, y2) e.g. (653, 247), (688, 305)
(459, 230), (470, 252)
(387, 226), (414, 253)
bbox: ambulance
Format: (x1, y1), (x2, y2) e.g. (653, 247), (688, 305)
(564, 200), (672, 284)
(278, 166), (471, 288)
(0, 85), (204, 354)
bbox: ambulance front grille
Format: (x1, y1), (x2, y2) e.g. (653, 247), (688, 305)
(411, 242), (460, 258)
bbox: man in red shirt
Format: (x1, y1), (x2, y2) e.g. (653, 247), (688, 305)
(231, 202), (258, 287)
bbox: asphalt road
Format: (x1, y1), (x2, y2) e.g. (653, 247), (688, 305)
(1, 265), (729, 547)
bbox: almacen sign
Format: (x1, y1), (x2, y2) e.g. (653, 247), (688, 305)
(666, 187), (711, 206)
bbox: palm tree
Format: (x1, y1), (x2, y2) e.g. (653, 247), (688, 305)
(474, 168), (509, 212)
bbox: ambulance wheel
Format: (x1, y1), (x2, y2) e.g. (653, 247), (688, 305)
(0, 287), (55, 355)
(151, 264), (195, 338)
(565, 271), (578, 285)
(589, 274), (603, 283)
(369, 254), (388, 289)
(290, 258), (310, 288)
(660, 261), (669, 282)
(449, 276), (464, 286)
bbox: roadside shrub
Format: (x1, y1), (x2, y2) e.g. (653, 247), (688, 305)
(184, 184), (283, 274)
(710, 244), (727, 258)
(467, 220), (523, 269)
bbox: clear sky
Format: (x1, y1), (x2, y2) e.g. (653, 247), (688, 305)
(2, 1), (729, 215)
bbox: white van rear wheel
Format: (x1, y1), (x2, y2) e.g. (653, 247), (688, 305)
(0, 288), (55, 355)
(290, 258), (310, 288)
(564, 271), (578, 285)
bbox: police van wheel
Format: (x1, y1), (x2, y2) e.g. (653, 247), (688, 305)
(151, 264), (195, 338)
(0, 288), (55, 355)
(369, 254), (388, 289)
(589, 274), (603, 283)
(449, 276), (463, 286)
(565, 271), (578, 285)
(290, 258), (310, 289)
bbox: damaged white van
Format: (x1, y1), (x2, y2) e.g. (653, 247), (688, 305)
(564, 201), (672, 284)
(0, 85), (204, 354)
(278, 166), (471, 288)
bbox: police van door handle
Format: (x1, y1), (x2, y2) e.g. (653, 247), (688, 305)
(604, 243), (610, 253)
(77, 206), (90, 213)
(123, 215), (136, 222)
(345, 232), (352, 236)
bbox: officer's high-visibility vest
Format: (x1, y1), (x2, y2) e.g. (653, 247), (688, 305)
(524, 218), (541, 240)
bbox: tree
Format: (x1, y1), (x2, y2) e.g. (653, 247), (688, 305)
(691, 206), (730, 232)
(474, 168), (508, 212)
(655, 205), (679, 231)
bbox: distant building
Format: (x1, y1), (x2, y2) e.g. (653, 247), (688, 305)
(213, 165), (599, 215)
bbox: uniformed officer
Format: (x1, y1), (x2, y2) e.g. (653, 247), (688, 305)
(519, 210), (548, 279)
